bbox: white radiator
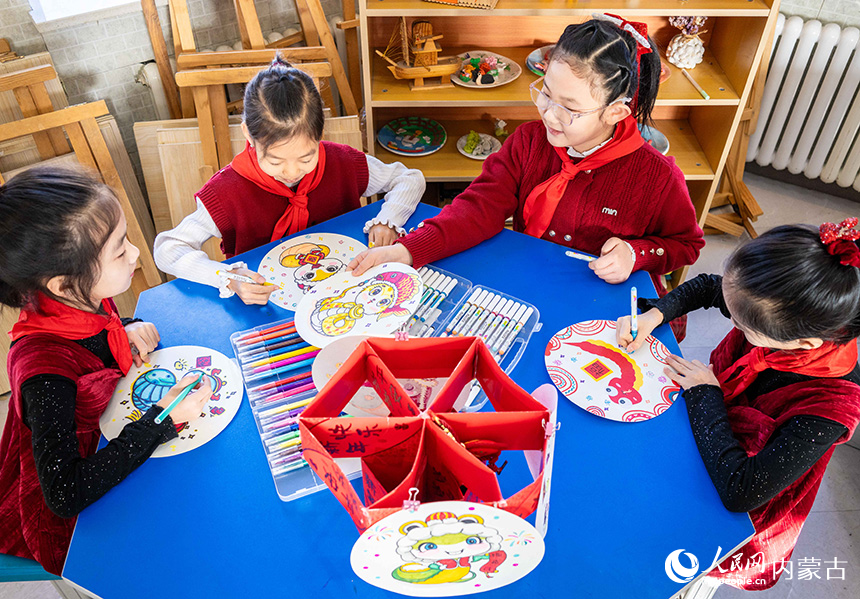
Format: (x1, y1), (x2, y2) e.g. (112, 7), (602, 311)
(747, 14), (860, 192)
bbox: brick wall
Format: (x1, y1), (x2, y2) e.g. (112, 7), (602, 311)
(0, 0), (344, 191)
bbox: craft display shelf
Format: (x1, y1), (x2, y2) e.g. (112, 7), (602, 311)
(358, 1), (780, 285)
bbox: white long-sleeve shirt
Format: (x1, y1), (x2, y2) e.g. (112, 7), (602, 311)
(154, 154), (424, 296)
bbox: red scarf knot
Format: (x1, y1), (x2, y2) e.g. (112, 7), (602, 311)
(230, 140), (327, 242)
(820, 217), (860, 267)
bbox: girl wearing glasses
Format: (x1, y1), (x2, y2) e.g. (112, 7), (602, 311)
(350, 15), (704, 339)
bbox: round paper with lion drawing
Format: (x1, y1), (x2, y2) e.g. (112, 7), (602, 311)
(258, 233), (368, 311)
(295, 263), (423, 348)
(351, 501), (544, 597)
(99, 345), (242, 457)
(544, 320), (680, 423)
(312, 335), (471, 417)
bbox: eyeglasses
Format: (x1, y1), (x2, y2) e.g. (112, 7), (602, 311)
(528, 78), (628, 127)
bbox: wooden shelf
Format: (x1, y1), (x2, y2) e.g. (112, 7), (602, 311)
(373, 118), (714, 182)
(365, 1), (771, 17)
(371, 46), (740, 107)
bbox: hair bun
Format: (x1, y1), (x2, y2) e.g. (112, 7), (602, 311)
(270, 52), (292, 69)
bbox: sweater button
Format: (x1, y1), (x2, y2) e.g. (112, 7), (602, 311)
(548, 230), (556, 237)
(656, 248), (664, 256)
(563, 234), (571, 241)
(417, 222), (425, 228)
(585, 169), (592, 174)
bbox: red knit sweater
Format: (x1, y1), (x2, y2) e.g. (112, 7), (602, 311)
(400, 121), (704, 279)
(197, 141), (370, 258)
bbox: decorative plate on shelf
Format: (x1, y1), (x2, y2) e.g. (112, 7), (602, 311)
(526, 44), (554, 76)
(377, 116), (447, 157)
(639, 124), (670, 155)
(452, 50), (522, 88)
(456, 132), (502, 160)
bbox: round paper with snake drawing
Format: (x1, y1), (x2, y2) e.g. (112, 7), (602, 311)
(258, 233), (368, 311)
(544, 320), (680, 423)
(99, 345), (242, 456)
(350, 501), (544, 597)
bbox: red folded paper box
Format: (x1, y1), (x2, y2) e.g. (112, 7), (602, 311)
(299, 336), (553, 532)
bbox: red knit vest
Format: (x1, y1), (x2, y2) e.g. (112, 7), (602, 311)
(0, 335), (122, 575)
(197, 141), (369, 258)
(705, 331), (860, 590)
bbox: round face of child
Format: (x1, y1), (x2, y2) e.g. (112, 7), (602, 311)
(245, 126), (320, 187)
(721, 276), (824, 351)
(537, 59), (631, 152)
(89, 211), (140, 305)
(356, 282), (395, 314)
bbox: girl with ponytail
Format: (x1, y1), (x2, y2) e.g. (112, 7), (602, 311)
(617, 221), (860, 595)
(155, 54), (425, 305)
(350, 15), (704, 339)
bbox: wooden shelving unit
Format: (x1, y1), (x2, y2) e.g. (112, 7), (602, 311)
(358, 1), (780, 284)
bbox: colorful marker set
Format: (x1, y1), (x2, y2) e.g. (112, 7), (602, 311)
(403, 266), (471, 337)
(230, 318), (362, 502)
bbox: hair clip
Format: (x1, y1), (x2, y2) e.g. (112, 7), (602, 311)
(820, 217), (860, 268)
(592, 13), (652, 54)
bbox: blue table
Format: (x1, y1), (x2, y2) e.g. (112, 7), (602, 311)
(64, 204), (752, 598)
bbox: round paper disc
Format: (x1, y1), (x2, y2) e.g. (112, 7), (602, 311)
(544, 320), (680, 422)
(351, 501), (544, 596)
(99, 345), (242, 456)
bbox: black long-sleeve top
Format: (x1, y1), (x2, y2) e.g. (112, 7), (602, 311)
(643, 274), (855, 513)
(13, 321), (178, 519)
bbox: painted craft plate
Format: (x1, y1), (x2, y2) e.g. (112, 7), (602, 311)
(100, 345), (242, 456)
(544, 320), (680, 423)
(312, 335), (471, 417)
(640, 124), (670, 155)
(377, 117), (447, 157)
(295, 263), (424, 348)
(456, 133), (502, 161)
(525, 44), (554, 76)
(258, 233), (368, 311)
(452, 51), (522, 89)
(351, 501), (544, 596)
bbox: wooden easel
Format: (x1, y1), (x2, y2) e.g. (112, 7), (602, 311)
(174, 61), (333, 179)
(164, 0), (357, 118)
(0, 64), (70, 160)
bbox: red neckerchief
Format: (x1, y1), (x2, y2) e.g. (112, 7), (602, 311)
(230, 140), (327, 241)
(9, 293), (133, 375)
(717, 328), (858, 400)
(522, 115), (644, 238)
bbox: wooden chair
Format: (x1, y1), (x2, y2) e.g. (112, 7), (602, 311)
(174, 61), (333, 179)
(165, 0), (357, 117)
(0, 64), (70, 161)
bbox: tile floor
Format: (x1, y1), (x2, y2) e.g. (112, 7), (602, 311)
(0, 173), (858, 599)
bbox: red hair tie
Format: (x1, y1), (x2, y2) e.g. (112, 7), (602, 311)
(820, 217), (860, 267)
(593, 13), (652, 111)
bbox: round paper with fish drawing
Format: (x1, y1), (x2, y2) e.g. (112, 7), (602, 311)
(99, 345), (242, 456)
(544, 320), (680, 423)
(351, 501), (544, 597)
(258, 233), (368, 311)
(312, 335), (471, 417)
(295, 263), (423, 348)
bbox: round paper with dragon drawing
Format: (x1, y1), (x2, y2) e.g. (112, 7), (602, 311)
(312, 335), (471, 417)
(351, 501), (544, 596)
(544, 320), (680, 423)
(295, 263), (423, 348)
(258, 233), (368, 311)
(99, 346), (242, 456)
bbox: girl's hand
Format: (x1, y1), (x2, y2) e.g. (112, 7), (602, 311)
(227, 267), (276, 305)
(348, 244), (413, 277)
(368, 223), (399, 248)
(125, 321), (160, 367)
(157, 373), (213, 425)
(664, 354), (720, 390)
(616, 308), (663, 353)
(589, 237), (635, 284)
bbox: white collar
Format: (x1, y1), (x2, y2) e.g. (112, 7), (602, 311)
(567, 136), (612, 158)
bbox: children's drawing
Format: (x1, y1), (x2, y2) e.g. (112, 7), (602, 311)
(311, 335), (471, 417)
(544, 320), (680, 423)
(99, 345), (242, 457)
(295, 263), (423, 348)
(351, 501), (544, 597)
(258, 233), (367, 311)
